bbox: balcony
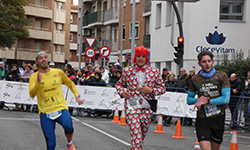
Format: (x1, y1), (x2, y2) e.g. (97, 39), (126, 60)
(70, 24), (78, 32)
(52, 51), (65, 63)
(103, 8), (119, 25)
(145, 0), (151, 12)
(24, 4), (52, 19)
(143, 34), (150, 48)
(55, 0), (66, 2)
(28, 26), (52, 40)
(54, 8), (66, 24)
(53, 30), (65, 45)
(16, 48), (51, 61)
(83, 11), (104, 27)
(103, 40), (118, 52)
(0, 47), (15, 59)
(70, 43), (77, 50)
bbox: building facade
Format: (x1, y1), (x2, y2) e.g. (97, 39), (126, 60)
(69, 0), (85, 68)
(116, 0), (149, 66)
(79, 0), (119, 66)
(150, 0), (250, 75)
(0, 0), (71, 69)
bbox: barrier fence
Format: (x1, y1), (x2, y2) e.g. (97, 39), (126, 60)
(0, 80), (197, 118)
(1, 80), (249, 130)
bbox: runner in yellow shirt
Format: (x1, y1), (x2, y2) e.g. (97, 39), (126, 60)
(29, 51), (83, 150)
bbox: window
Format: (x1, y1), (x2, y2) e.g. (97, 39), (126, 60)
(70, 15), (73, 23)
(18, 41), (24, 48)
(35, 20), (42, 29)
(220, 0), (244, 21)
(70, 33), (73, 41)
(166, 2), (172, 26)
(112, 29), (118, 43)
(70, 52), (72, 60)
(59, 2), (64, 11)
(156, 3), (161, 29)
(35, 0), (43, 7)
(129, 22), (139, 38)
(35, 42), (42, 50)
(92, 6), (96, 12)
(122, 25), (125, 40)
(58, 45), (63, 52)
(58, 24), (63, 32)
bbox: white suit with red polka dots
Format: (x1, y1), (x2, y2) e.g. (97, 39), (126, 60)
(116, 65), (166, 150)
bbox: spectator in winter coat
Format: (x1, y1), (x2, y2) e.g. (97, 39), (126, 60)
(162, 68), (169, 83)
(6, 64), (20, 81)
(184, 66), (196, 90)
(80, 65), (95, 85)
(229, 73), (242, 129)
(19, 61), (27, 76)
(0, 61), (8, 80)
(176, 68), (187, 89)
(100, 66), (109, 83)
(32, 64), (38, 72)
(90, 71), (106, 86)
(20, 63), (34, 82)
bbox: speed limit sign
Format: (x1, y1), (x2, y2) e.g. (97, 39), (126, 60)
(85, 48), (96, 58)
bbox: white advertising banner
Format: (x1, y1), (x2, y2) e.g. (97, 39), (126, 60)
(0, 81), (197, 118)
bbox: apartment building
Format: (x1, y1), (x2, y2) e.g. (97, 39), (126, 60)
(69, 0), (85, 68)
(111, 0), (149, 66)
(0, 0), (71, 69)
(80, 0), (119, 66)
(150, 0), (250, 75)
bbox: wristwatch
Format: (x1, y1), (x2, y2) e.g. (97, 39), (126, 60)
(207, 99), (210, 104)
(75, 95), (80, 98)
(151, 89), (155, 96)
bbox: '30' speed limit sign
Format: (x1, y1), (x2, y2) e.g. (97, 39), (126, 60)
(85, 48), (96, 58)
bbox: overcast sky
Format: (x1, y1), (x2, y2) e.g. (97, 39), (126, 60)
(73, 0), (78, 5)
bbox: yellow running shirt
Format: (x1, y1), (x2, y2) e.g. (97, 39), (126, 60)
(29, 68), (79, 115)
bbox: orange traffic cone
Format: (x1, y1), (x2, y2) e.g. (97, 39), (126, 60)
(172, 119), (185, 139)
(229, 131), (238, 150)
(111, 107), (119, 123)
(153, 115), (166, 134)
(118, 109), (127, 125)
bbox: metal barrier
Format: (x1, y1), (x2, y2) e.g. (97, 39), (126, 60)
(227, 92), (250, 130)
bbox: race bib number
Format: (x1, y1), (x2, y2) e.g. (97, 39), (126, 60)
(127, 97), (142, 110)
(46, 111), (62, 120)
(204, 104), (221, 117)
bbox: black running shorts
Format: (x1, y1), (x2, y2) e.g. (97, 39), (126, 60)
(195, 114), (225, 144)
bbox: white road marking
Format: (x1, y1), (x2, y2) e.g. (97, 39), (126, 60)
(72, 117), (130, 146)
(0, 118), (39, 121)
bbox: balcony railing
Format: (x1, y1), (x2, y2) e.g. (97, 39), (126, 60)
(83, 11), (103, 26)
(145, 0), (151, 12)
(16, 48), (51, 61)
(0, 47), (15, 59)
(143, 34), (150, 48)
(24, 4), (52, 19)
(52, 51), (65, 63)
(53, 30), (65, 45)
(103, 8), (119, 23)
(27, 26), (52, 40)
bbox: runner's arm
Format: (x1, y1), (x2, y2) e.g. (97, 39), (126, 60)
(210, 87), (231, 105)
(29, 74), (40, 98)
(187, 91), (197, 105)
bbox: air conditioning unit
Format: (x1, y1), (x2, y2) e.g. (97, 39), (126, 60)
(82, 29), (90, 36)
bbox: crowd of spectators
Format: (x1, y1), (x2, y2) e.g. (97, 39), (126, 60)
(1, 60), (250, 128)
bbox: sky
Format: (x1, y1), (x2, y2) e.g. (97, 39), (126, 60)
(73, 0), (78, 5)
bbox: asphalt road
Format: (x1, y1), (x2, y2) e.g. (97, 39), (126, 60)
(0, 109), (249, 150)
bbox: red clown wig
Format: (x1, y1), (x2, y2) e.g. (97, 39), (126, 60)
(132, 46), (150, 64)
